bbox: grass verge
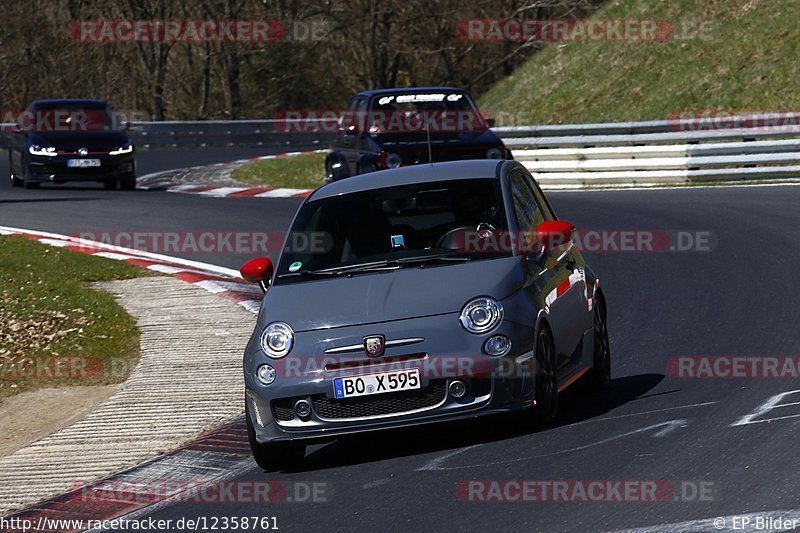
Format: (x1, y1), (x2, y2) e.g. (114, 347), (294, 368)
(231, 152), (326, 189)
(479, 0), (799, 124)
(0, 235), (150, 399)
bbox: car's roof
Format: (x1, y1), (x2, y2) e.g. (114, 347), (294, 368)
(355, 87), (467, 98)
(308, 160), (507, 201)
(30, 99), (109, 108)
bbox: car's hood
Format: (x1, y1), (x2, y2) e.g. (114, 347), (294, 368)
(29, 131), (130, 151)
(259, 256), (523, 332)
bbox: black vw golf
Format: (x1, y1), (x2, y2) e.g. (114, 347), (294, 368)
(325, 87), (511, 182)
(8, 99), (136, 190)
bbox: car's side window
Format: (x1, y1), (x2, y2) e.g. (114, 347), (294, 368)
(510, 171), (545, 231)
(522, 170), (556, 221)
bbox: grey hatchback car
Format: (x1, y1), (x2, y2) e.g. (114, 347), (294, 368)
(240, 160), (610, 470)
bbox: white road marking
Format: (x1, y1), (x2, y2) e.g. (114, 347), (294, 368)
(362, 479), (392, 489)
(417, 419), (688, 471)
(0, 225), (241, 278)
(569, 401), (718, 428)
(196, 187), (248, 197)
(255, 188), (303, 197)
(731, 389), (800, 426)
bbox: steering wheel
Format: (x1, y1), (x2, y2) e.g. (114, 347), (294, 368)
(436, 223), (497, 249)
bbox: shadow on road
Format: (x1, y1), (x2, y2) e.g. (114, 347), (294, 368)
(293, 373), (665, 472)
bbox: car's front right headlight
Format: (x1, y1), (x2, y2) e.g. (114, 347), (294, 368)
(260, 322), (294, 358)
(29, 145), (57, 157)
(109, 144), (133, 155)
(460, 297), (504, 334)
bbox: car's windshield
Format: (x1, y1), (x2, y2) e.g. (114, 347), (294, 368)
(367, 92), (487, 134)
(24, 103), (118, 133)
(276, 178), (509, 282)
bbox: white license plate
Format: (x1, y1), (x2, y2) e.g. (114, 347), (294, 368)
(67, 159), (101, 168)
(333, 369), (420, 399)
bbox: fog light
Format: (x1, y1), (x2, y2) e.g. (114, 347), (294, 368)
(256, 364), (276, 385)
(449, 380), (466, 398)
(294, 399), (311, 419)
(484, 335), (511, 356)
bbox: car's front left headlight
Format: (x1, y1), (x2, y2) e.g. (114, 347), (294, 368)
(29, 145), (57, 157)
(460, 297), (504, 334)
(260, 322), (294, 358)
(109, 144), (133, 155)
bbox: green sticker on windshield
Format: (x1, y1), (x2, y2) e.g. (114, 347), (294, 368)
(289, 261), (302, 272)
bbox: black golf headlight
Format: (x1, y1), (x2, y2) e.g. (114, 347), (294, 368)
(486, 147), (503, 159)
(385, 152), (402, 168)
(260, 322), (294, 358)
(460, 297), (503, 334)
(29, 145), (57, 157)
(110, 144), (133, 155)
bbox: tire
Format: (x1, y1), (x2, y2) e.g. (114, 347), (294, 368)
(534, 326), (559, 426)
(10, 157), (22, 187)
(20, 161), (39, 189)
(120, 176), (136, 191)
(325, 160), (336, 183)
(356, 160), (377, 175)
(246, 402), (305, 471)
(103, 180), (118, 190)
(589, 292), (611, 390)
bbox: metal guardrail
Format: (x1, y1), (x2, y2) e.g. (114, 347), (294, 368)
(502, 116), (800, 187)
(0, 120), (339, 150)
(3, 113), (800, 187)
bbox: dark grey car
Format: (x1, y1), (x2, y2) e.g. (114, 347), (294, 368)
(240, 160), (610, 471)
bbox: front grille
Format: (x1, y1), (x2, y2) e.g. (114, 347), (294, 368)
(471, 378), (492, 397)
(312, 380), (447, 420)
(272, 399), (295, 421)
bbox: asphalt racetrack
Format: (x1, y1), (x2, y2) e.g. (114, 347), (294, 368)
(2, 149), (799, 531)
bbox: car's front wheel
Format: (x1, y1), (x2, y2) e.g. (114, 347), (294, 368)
(534, 326), (559, 426)
(9, 157), (22, 187)
(246, 402), (306, 471)
(120, 175), (136, 190)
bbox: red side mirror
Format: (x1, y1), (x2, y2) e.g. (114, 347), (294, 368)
(485, 117), (496, 128)
(535, 221), (575, 250)
(240, 257), (274, 285)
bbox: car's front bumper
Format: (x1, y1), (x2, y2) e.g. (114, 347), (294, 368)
(26, 153), (135, 183)
(244, 314), (538, 444)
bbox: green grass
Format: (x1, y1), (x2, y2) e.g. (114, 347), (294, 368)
(479, 0), (800, 124)
(231, 152), (327, 189)
(0, 235), (150, 398)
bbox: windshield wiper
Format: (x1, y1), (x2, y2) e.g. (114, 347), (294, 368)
(331, 255), (472, 274)
(279, 255), (472, 278)
(277, 269), (343, 279)
(396, 254), (472, 266)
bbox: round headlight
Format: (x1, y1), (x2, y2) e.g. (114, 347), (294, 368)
(385, 152), (402, 168)
(460, 297), (504, 334)
(484, 335), (512, 356)
(486, 147), (503, 159)
(260, 322), (294, 358)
